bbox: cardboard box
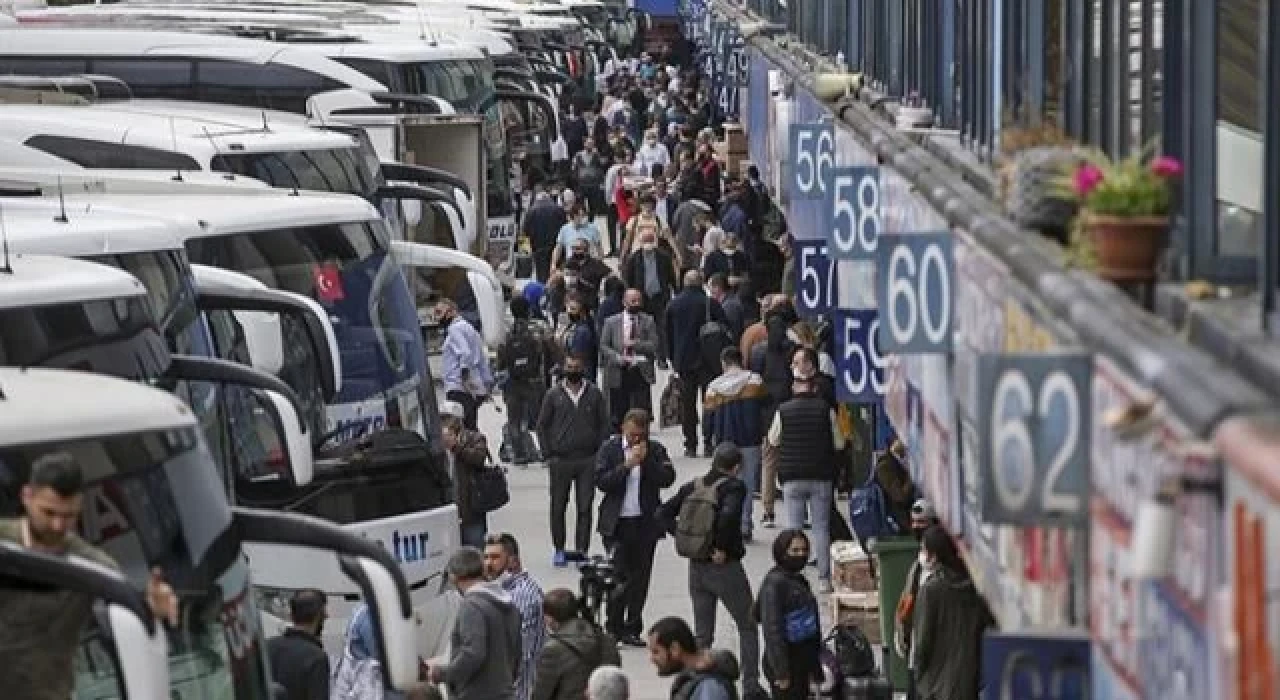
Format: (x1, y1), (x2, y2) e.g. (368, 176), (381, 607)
(722, 122), (747, 153)
(831, 591), (881, 644)
(832, 541), (877, 593)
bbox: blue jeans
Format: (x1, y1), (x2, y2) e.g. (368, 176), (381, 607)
(739, 445), (761, 536)
(782, 479), (833, 580)
(460, 516), (488, 548)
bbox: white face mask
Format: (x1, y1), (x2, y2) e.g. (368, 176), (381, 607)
(918, 551), (934, 571)
(642, 242), (657, 251)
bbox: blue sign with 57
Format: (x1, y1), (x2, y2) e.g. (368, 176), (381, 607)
(792, 239), (836, 316)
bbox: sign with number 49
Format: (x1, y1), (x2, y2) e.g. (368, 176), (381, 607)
(976, 353), (1092, 527)
(876, 232), (954, 353)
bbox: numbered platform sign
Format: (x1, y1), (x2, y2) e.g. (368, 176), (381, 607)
(981, 631), (1090, 700)
(792, 239), (836, 317)
(976, 353), (1092, 527)
(876, 232), (954, 353)
(826, 166), (880, 261)
(789, 123), (834, 201)
(834, 309), (886, 403)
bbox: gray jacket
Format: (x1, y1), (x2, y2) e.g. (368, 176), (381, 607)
(912, 567), (994, 700)
(530, 618), (621, 700)
(443, 581), (523, 700)
(598, 311), (659, 389)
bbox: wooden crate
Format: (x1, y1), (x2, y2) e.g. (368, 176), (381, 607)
(831, 591), (881, 645)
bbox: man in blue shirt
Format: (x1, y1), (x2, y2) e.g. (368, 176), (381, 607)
(437, 299), (494, 431)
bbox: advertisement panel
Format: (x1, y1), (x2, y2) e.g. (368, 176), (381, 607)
(747, 47), (771, 183)
(1090, 355), (1221, 699)
(1215, 419), (1280, 700)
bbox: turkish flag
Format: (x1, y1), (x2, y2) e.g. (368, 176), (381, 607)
(313, 263), (345, 303)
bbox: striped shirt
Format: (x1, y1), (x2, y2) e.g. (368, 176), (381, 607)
(502, 570), (547, 700)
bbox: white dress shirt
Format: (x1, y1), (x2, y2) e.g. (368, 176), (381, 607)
(621, 449), (643, 517)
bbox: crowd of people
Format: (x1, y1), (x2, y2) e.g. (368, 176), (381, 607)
(402, 48), (998, 700)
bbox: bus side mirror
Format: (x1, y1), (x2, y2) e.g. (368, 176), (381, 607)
(193, 274), (343, 403)
(0, 542), (170, 699)
(257, 388), (315, 488)
(232, 508), (419, 692)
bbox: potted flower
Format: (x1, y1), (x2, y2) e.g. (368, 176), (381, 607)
(1066, 148), (1183, 282)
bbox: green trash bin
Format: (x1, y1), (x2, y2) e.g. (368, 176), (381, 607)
(869, 535), (920, 692)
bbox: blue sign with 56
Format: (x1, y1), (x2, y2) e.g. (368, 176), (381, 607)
(789, 123), (834, 202)
(833, 309), (886, 403)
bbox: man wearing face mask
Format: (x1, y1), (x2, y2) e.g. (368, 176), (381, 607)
(437, 299), (494, 432)
(894, 499), (940, 700)
(599, 289), (660, 429)
(554, 205), (603, 271)
(573, 139), (608, 220)
(764, 348), (846, 593)
(621, 229), (678, 370)
(701, 231), (750, 284)
(538, 353), (610, 565)
(634, 128), (672, 179)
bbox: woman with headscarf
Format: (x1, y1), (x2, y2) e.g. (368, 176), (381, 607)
(911, 526), (995, 700)
(755, 530), (822, 700)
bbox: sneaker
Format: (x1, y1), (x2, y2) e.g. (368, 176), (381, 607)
(552, 551), (567, 568)
(761, 513), (776, 529)
(818, 579), (834, 594)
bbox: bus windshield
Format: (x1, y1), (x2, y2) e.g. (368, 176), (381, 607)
(182, 221), (432, 450)
(0, 296), (169, 380)
(0, 426), (272, 700)
(211, 147), (382, 200)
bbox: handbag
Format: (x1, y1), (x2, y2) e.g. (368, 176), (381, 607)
(783, 603), (820, 643)
(330, 644), (385, 700)
(470, 450), (511, 513)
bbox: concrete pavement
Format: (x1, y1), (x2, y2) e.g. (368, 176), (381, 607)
(477, 367), (811, 700)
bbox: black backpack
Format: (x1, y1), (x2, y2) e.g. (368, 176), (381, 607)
(505, 325), (544, 381)
(826, 623), (877, 678)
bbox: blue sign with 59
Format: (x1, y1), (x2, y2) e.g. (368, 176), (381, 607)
(833, 309), (886, 403)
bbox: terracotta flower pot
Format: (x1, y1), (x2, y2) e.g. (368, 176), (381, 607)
(1085, 214), (1169, 282)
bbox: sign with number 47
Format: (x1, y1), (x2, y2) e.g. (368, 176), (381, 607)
(976, 353), (1092, 527)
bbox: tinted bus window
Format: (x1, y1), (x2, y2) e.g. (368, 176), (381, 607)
(90, 59), (194, 97)
(195, 60), (344, 115)
(25, 135), (201, 170)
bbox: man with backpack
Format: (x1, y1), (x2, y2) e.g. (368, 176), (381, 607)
(660, 443), (764, 699)
(499, 296), (558, 465)
(532, 588), (622, 700)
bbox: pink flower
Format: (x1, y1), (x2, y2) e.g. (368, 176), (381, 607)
(1151, 155), (1184, 178)
(1073, 164), (1104, 197)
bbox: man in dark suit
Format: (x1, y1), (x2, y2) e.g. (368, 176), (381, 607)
(595, 408), (676, 647)
(621, 230), (677, 368)
(524, 190), (570, 282)
(665, 269), (729, 457)
(266, 589), (329, 700)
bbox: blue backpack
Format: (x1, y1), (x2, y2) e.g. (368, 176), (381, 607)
(848, 454), (904, 543)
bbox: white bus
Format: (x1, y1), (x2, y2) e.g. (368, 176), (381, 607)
(0, 364), (422, 697)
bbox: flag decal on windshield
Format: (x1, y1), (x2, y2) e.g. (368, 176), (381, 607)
(313, 262), (345, 303)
